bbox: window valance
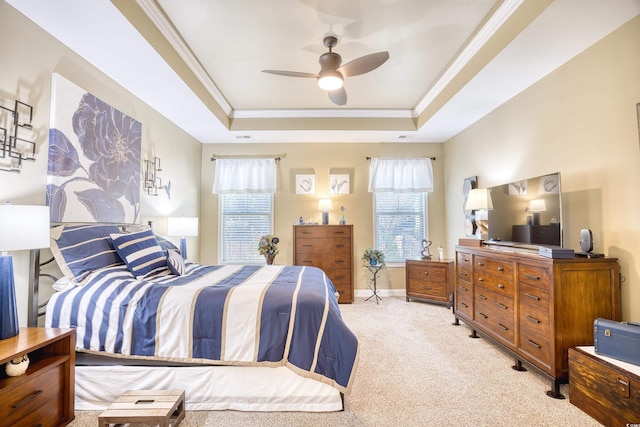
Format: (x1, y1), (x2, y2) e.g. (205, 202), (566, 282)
(212, 158), (276, 194)
(368, 157), (434, 193)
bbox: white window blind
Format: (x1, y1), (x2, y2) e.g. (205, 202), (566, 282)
(374, 192), (427, 263)
(220, 193), (273, 264)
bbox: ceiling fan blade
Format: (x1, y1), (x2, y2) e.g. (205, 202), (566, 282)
(262, 70), (318, 78)
(338, 51), (389, 77)
(328, 87), (347, 106)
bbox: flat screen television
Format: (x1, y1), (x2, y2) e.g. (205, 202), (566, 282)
(486, 172), (563, 247)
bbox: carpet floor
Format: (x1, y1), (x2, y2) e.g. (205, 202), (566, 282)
(69, 296), (601, 426)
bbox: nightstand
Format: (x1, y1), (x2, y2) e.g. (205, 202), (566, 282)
(405, 259), (454, 307)
(0, 328), (76, 426)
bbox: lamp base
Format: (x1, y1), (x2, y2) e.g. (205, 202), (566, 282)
(180, 237), (188, 260)
(322, 212), (329, 225)
(0, 255), (19, 340)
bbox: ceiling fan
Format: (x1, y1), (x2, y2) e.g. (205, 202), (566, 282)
(262, 35), (390, 106)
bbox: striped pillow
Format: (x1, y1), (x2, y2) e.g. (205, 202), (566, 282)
(110, 229), (168, 279)
(50, 224), (124, 284)
(166, 249), (185, 276)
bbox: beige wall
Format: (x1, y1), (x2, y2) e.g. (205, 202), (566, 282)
(200, 142), (445, 294)
(0, 2), (202, 325)
(444, 15), (640, 320)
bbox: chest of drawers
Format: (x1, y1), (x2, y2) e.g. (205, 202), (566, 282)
(293, 225), (353, 303)
(454, 245), (620, 398)
(0, 328), (76, 426)
(405, 259), (454, 307)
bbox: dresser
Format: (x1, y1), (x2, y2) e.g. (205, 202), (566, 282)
(0, 328), (76, 426)
(293, 225), (354, 303)
(405, 259), (454, 307)
(454, 245), (620, 398)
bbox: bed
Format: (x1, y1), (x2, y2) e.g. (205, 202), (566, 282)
(37, 223), (359, 411)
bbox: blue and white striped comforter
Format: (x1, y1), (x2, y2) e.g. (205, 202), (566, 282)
(46, 263), (359, 393)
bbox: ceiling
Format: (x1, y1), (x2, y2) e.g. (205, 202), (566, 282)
(6, 0), (640, 144)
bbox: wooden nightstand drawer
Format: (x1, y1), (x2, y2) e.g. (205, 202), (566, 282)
(1, 361), (65, 426)
(406, 260), (454, 306)
(295, 226), (351, 239)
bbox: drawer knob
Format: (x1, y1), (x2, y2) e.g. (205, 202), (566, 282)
(497, 266), (504, 272)
(497, 284), (505, 289)
(478, 262), (484, 267)
(423, 272), (429, 276)
(478, 277), (484, 282)
(12, 390), (43, 409)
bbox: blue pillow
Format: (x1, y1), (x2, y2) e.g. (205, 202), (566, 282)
(110, 228), (167, 279)
(166, 249), (185, 276)
(50, 224), (124, 283)
(156, 235), (181, 255)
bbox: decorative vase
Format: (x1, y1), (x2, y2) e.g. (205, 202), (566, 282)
(265, 254), (275, 265)
(339, 215), (346, 225)
(369, 258), (378, 266)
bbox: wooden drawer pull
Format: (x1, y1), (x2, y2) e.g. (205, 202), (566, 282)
(524, 273), (540, 281)
(495, 302), (507, 310)
(524, 293), (540, 301)
(497, 323), (509, 331)
(526, 315), (541, 324)
(12, 390), (43, 409)
(526, 339), (541, 349)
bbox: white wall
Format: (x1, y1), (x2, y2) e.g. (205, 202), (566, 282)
(444, 15), (640, 320)
(0, 2), (202, 326)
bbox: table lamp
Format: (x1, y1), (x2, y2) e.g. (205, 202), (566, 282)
(167, 217), (199, 259)
(0, 205), (50, 339)
(318, 199), (333, 225)
(528, 199), (546, 225)
(466, 188), (493, 239)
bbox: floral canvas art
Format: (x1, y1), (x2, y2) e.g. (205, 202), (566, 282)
(47, 74), (141, 223)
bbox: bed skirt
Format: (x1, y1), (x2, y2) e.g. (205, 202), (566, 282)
(75, 364), (343, 412)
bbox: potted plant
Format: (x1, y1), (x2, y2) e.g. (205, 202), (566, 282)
(258, 235), (280, 265)
(362, 248), (386, 268)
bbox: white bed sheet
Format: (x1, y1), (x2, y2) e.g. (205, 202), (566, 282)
(75, 365), (343, 412)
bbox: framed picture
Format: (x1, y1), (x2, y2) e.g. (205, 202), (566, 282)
(295, 174), (316, 194)
(329, 174), (350, 194)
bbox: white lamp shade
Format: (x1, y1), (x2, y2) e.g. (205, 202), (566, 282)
(528, 199), (547, 212)
(466, 189), (493, 211)
(0, 205), (50, 251)
(318, 199), (333, 212)
(167, 217), (199, 237)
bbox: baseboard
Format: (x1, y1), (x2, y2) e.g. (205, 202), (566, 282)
(354, 289), (406, 298)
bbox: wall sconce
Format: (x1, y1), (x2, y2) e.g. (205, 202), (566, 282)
(466, 188), (493, 239)
(0, 100), (35, 173)
(318, 199), (333, 225)
(167, 217), (199, 260)
(144, 157), (164, 196)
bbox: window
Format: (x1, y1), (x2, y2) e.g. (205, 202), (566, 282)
(374, 192), (427, 263)
(219, 193), (273, 264)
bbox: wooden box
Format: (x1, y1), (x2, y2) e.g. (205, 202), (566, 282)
(569, 346), (640, 426)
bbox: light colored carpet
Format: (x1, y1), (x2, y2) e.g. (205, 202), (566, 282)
(69, 296), (601, 426)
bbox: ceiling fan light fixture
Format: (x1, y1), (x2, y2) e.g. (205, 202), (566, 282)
(317, 71), (343, 91)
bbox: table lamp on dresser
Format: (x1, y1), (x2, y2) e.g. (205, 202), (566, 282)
(0, 204), (50, 339)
